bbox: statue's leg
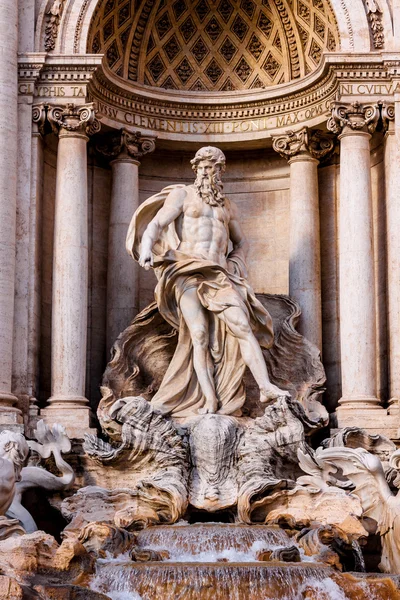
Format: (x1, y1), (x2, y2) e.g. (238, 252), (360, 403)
(220, 307), (290, 403)
(179, 287), (218, 414)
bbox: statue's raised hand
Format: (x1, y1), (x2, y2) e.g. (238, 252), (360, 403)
(139, 249), (153, 270)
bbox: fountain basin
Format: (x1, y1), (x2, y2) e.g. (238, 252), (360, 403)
(91, 561), (400, 600)
(135, 523), (291, 560)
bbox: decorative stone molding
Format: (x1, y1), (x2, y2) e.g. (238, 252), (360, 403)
(273, 0), (301, 80)
(96, 128), (156, 162)
(363, 0), (384, 49)
(45, 0), (67, 51)
(47, 103), (101, 136)
(327, 101), (380, 135)
(272, 127), (335, 161)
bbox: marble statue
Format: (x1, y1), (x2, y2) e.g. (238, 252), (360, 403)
(126, 146), (289, 417)
(0, 421), (75, 538)
(0, 430), (29, 535)
(297, 444), (400, 574)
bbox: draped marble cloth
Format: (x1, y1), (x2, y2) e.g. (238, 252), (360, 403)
(126, 185), (274, 417)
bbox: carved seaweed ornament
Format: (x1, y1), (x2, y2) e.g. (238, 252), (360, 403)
(363, 0), (384, 49)
(45, 0), (67, 51)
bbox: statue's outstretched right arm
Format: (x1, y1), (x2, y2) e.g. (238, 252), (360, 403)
(139, 187), (186, 269)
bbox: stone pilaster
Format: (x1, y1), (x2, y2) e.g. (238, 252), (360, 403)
(382, 103), (400, 415)
(96, 129), (156, 351)
(13, 61), (45, 430)
(327, 101), (383, 426)
(41, 103), (100, 438)
(272, 127), (334, 350)
(0, 0), (22, 429)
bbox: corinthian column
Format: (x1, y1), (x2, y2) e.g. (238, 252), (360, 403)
(0, 0), (22, 428)
(382, 103), (400, 413)
(272, 127), (334, 350)
(41, 104), (100, 438)
(97, 130), (156, 351)
(328, 102), (381, 421)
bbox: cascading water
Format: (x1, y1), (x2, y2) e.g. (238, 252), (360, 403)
(90, 524), (400, 600)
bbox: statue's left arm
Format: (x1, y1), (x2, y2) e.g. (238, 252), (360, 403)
(227, 200), (249, 278)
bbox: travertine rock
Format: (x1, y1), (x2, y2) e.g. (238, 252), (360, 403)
(0, 575), (24, 599)
(264, 487), (365, 539)
(0, 531), (93, 583)
(77, 521), (136, 558)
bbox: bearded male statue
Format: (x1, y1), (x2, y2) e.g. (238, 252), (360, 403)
(126, 146), (289, 417)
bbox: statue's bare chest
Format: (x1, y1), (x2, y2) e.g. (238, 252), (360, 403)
(182, 194), (228, 224)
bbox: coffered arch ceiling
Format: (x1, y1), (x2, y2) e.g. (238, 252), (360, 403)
(88, 0), (340, 92)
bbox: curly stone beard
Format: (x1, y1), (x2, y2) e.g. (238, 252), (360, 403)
(194, 170), (225, 206)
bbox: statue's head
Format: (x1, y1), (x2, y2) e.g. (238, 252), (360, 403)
(0, 430), (29, 480)
(190, 146), (226, 206)
(190, 146), (226, 174)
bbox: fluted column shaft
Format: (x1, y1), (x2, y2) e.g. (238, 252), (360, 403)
(108, 158), (140, 349)
(42, 104), (100, 437)
(0, 0), (21, 424)
(288, 154), (322, 349)
(272, 128), (333, 350)
(328, 102), (380, 411)
(97, 129), (156, 351)
(383, 103), (400, 411)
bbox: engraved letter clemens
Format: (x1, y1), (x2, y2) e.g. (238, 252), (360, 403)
(126, 146), (289, 418)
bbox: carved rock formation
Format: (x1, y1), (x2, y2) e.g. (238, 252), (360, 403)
(82, 396), (189, 526)
(189, 414), (241, 511)
(237, 397), (318, 524)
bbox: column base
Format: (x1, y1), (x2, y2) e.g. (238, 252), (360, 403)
(0, 405), (24, 433)
(335, 403), (400, 440)
(388, 397), (400, 415)
(41, 400), (96, 439)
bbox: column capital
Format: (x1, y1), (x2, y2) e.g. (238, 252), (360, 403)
(327, 101), (380, 136)
(272, 127), (334, 162)
(47, 103), (101, 138)
(96, 128), (157, 163)
(381, 102), (395, 134)
(32, 103), (47, 135)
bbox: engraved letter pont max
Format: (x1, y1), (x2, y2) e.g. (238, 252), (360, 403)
(126, 146), (289, 417)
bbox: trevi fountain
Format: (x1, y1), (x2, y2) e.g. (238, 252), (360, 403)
(2, 0), (400, 598)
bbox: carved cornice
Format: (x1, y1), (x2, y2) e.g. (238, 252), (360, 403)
(90, 62), (338, 122)
(327, 101), (380, 135)
(96, 129), (156, 161)
(47, 103), (101, 136)
(272, 127), (335, 161)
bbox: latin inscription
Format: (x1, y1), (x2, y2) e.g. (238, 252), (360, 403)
(18, 84), (86, 98)
(339, 82), (400, 96)
(95, 99), (332, 135)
